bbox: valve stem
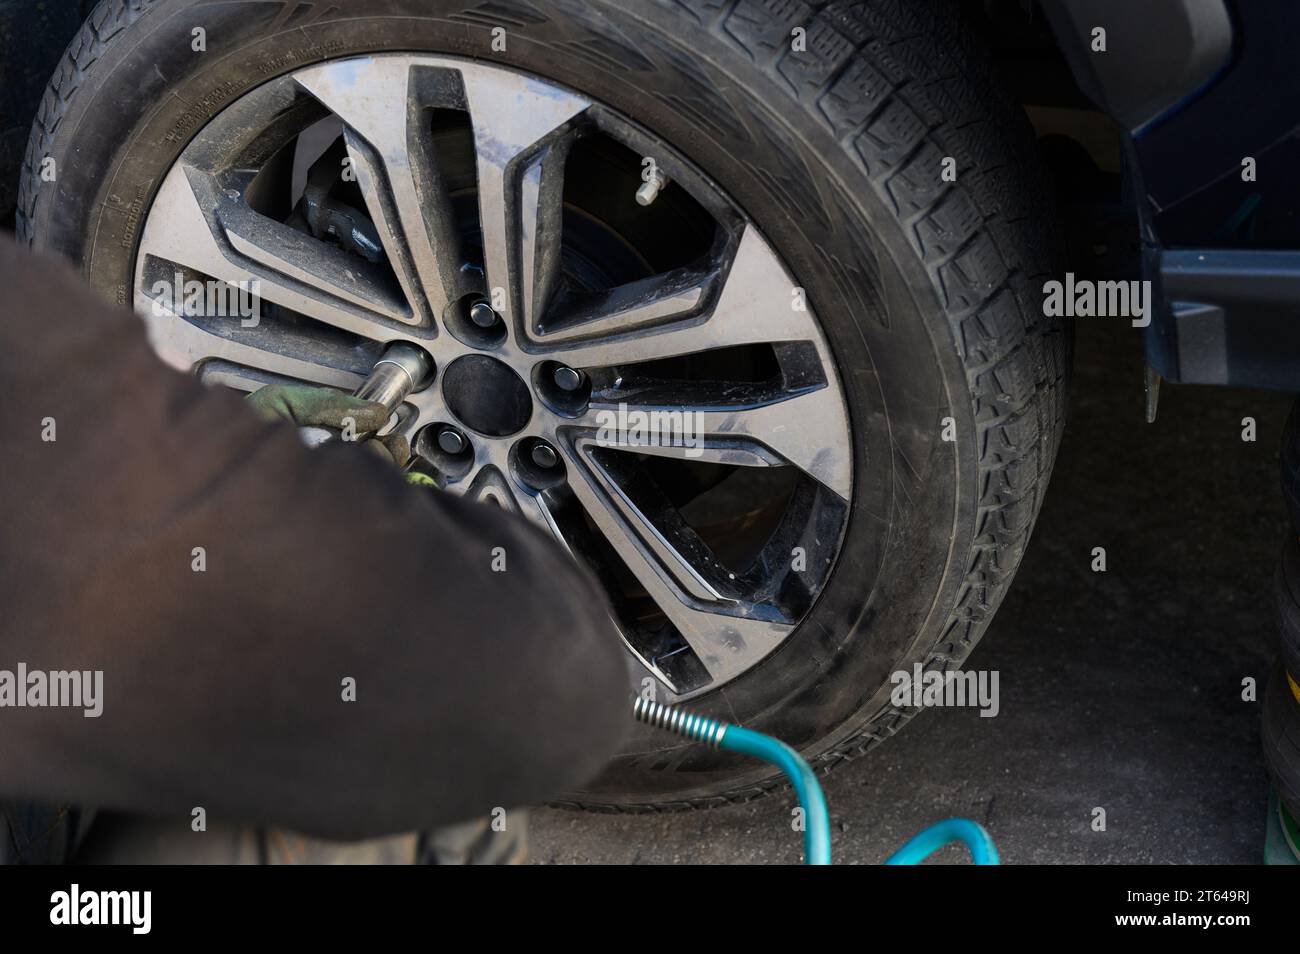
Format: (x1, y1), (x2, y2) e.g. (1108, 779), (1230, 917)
(636, 169), (669, 206)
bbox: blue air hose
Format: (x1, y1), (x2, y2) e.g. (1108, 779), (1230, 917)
(632, 698), (998, 866)
(884, 817), (999, 865)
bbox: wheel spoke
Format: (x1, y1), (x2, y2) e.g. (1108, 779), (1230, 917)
(532, 266), (711, 345)
(582, 381), (852, 501)
(294, 57), (466, 324)
(462, 463), (522, 512)
(458, 462), (572, 556)
(562, 436), (793, 686)
(137, 294), (363, 388)
(135, 167), (417, 343)
(458, 62), (588, 335)
(550, 225), (814, 368)
(517, 142), (574, 339)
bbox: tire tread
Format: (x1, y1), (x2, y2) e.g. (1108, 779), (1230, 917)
(16, 0), (162, 244)
(571, 0), (1068, 811)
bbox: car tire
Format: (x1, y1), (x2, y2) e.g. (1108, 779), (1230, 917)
(19, 0), (1068, 807)
(1263, 661), (1300, 822)
(1275, 538), (1300, 683)
(1282, 400), (1300, 532)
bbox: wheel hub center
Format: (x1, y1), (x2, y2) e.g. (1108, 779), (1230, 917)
(442, 355), (533, 437)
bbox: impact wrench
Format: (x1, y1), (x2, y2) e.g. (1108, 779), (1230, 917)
(297, 342), (434, 448)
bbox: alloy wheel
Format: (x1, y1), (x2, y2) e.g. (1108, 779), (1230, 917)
(132, 54), (853, 701)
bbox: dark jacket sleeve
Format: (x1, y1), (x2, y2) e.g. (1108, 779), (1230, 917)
(0, 238), (628, 840)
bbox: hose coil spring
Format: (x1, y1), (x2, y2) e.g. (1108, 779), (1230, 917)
(631, 697), (727, 749)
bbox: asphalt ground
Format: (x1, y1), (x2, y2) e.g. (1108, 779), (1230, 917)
(531, 304), (1293, 865)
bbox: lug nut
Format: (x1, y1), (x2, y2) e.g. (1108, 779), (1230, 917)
(437, 426), (468, 455)
(531, 442), (559, 470)
(469, 300), (498, 328)
(552, 365), (584, 392)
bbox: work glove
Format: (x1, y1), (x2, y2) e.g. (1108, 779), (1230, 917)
(245, 383), (410, 467)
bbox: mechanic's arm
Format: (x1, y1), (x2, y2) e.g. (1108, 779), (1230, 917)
(0, 238), (628, 840)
